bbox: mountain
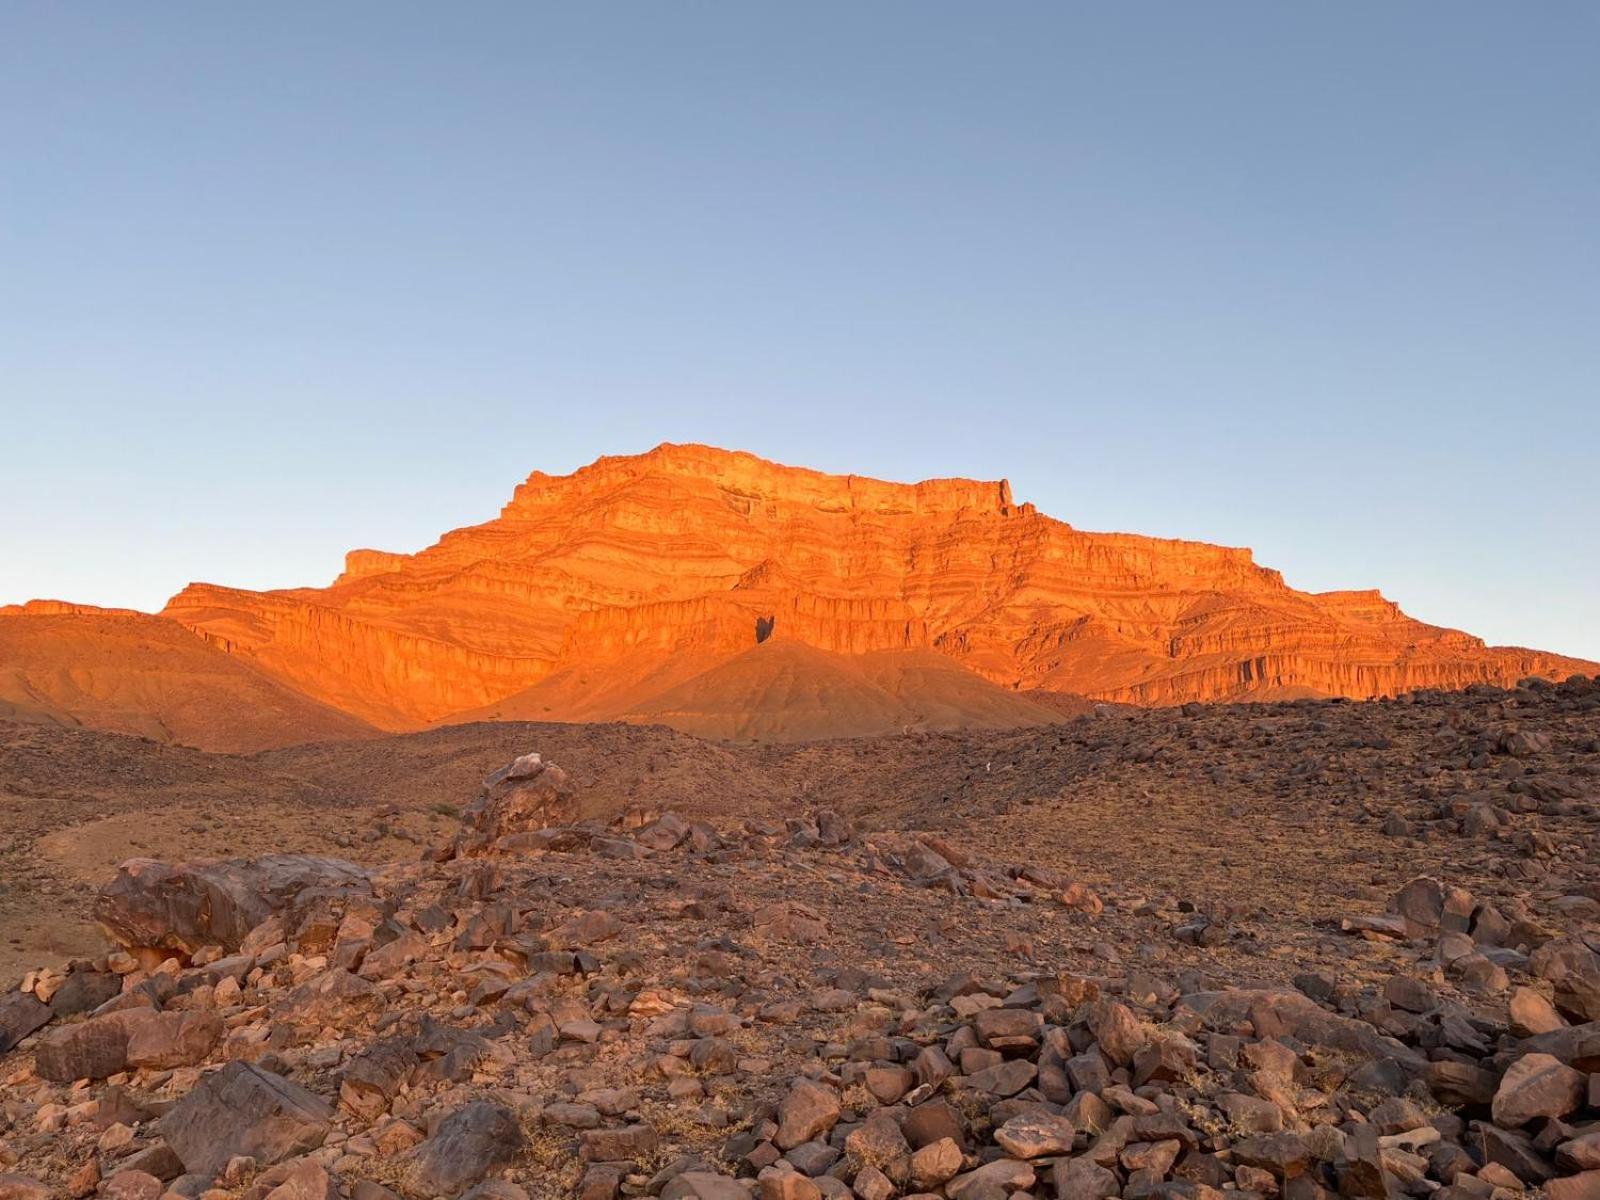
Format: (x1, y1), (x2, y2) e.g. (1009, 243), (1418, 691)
(0, 601), (376, 752)
(148, 443), (1591, 738)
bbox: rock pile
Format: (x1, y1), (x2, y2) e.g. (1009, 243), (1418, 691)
(0, 752), (1594, 1200)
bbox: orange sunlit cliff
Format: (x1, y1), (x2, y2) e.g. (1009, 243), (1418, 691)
(91, 442), (1593, 745)
(5, 445), (1592, 749)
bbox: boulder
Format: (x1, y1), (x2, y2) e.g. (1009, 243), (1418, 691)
(456, 754), (579, 854)
(775, 1079), (840, 1150)
(35, 1008), (224, 1082)
(1491, 1053), (1585, 1127)
(124, 1010), (224, 1070)
(1547, 1172), (1600, 1200)
(946, 1157), (1034, 1200)
(1509, 987), (1567, 1036)
(35, 1010), (143, 1082)
(96, 854), (371, 954)
(579, 1124), (658, 1163)
(909, 1138), (963, 1190)
(1530, 940), (1600, 1022)
(402, 1101), (522, 1198)
(286, 968), (385, 1028)
(661, 1173), (748, 1200)
(1053, 1157), (1118, 1200)
(265, 1161), (340, 1200)
(158, 1061), (334, 1178)
(1391, 877), (1444, 936)
(100, 1172), (165, 1200)
(48, 969), (121, 1018)
(993, 1112), (1074, 1158)
(1518, 1022), (1600, 1072)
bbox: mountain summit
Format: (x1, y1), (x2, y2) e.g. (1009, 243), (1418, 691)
(136, 443), (1592, 740)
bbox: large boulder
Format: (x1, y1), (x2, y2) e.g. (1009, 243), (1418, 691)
(401, 1101), (522, 1197)
(454, 753), (579, 855)
(1491, 1053), (1585, 1127)
(96, 854), (372, 955)
(158, 1061), (334, 1178)
(774, 1079), (841, 1150)
(36, 1009), (224, 1082)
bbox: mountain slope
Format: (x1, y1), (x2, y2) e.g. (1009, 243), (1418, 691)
(0, 602), (376, 752)
(158, 443), (1595, 731)
(452, 642), (1061, 742)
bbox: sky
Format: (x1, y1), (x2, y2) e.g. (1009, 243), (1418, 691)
(2, 4), (1596, 660)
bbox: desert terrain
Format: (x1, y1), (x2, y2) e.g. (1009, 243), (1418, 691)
(0, 673), (1595, 1200)
(2, 447), (1597, 1200)
(9, 6), (1595, 1199)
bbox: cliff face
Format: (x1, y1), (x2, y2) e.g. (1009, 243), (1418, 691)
(159, 443), (1595, 730)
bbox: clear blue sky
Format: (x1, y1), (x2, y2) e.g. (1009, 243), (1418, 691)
(3, 5), (1596, 659)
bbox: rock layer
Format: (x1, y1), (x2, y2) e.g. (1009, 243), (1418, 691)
(155, 444), (1594, 732)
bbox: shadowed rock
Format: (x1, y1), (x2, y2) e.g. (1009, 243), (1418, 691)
(157, 1061), (334, 1178)
(453, 753), (579, 856)
(96, 854), (372, 954)
(401, 1101), (522, 1198)
(0, 994), (51, 1054)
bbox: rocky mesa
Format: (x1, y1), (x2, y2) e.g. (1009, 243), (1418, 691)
(153, 444), (1591, 736)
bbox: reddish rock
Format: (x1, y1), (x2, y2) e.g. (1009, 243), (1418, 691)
(98, 1172), (162, 1200)
(1547, 1172), (1600, 1200)
(579, 1124), (658, 1163)
(1491, 1053), (1586, 1127)
(265, 1161), (340, 1200)
(124, 1010), (223, 1070)
(993, 1112), (1075, 1158)
(1087, 999), (1147, 1065)
(151, 444), (1597, 740)
(774, 1079), (841, 1151)
(908, 1139), (963, 1190)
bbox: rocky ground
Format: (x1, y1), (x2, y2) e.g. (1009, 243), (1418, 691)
(0, 675), (1596, 1200)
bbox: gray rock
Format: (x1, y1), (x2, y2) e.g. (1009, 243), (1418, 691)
(48, 970), (120, 1018)
(158, 1061), (334, 1178)
(96, 854), (371, 954)
(0, 993), (51, 1053)
(402, 1101), (522, 1198)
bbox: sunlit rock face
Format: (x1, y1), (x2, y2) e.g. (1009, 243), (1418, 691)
(0, 602), (375, 751)
(158, 443), (1594, 732)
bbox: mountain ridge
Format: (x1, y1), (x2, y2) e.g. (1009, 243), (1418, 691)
(159, 443), (1595, 728)
(5, 442), (1592, 749)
